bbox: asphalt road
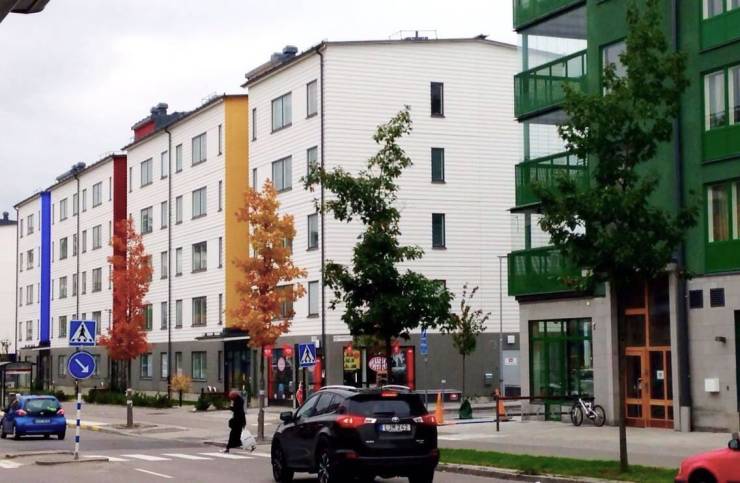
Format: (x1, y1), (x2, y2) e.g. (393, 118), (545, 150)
(0, 429), (514, 483)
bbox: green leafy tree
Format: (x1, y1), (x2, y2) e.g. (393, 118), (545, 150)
(305, 107), (452, 383)
(441, 284), (490, 397)
(533, 0), (696, 471)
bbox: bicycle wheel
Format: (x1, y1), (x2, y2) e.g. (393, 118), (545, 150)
(592, 405), (606, 427)
(571, 404), (584, 426)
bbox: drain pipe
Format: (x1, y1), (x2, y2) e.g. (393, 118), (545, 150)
(671, 0), (692, 431)
(14, 207), (20, 358)
(318, 44), (327, 386)
(165, 127), (173, 400)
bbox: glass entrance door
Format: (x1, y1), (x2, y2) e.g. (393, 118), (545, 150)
(624, 350), (647, 427)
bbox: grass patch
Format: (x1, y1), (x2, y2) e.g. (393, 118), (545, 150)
(440, 448), (677, 483)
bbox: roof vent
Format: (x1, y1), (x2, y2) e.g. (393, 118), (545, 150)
(282, 45), (298, 57)
(2, 212), (8, 221)
(150, 102), (169, 117)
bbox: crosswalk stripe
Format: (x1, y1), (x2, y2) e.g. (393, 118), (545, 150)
(199, 452), (252, 460)
(161, 453), (212, 460)
(251, 452), (271, 458)
(121, 454), (171, 461)
(87, 455), (129, 462)
(0, 460), (22, 469)
(134, 468), (173, 479)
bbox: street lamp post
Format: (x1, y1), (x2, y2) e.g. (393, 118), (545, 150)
(498, 255), (506, 394)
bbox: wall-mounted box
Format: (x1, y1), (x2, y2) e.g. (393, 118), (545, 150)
(704, 378), (720, 393)
(507, 335), (516, 345)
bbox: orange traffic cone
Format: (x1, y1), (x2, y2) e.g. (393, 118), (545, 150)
(495, 388), (508, 421)
(435, 391), (445, 425)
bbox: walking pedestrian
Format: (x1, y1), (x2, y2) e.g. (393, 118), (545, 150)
(223, 390), (246, 453)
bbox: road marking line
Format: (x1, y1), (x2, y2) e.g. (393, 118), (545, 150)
(161, 453), (212, 460)
(88, 455), (129, 462)
(251, 452), (270, 458)
(0, 460), (22, 469)
(199, 452), (252, 460)
(134, 468), (174, 479)
(121, 454), (171, 461)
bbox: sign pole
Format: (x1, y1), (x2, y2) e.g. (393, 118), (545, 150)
(74, 379), (81, 460)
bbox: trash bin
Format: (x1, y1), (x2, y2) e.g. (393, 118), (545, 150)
(458, 398), (473, 419)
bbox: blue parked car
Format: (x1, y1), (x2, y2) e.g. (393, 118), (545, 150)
(1, 395), (66, 440)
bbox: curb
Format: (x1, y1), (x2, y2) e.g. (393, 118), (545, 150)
(439, 418), (497, 426)
(5, 450), (73, 459)
(35, 456), (109, 466)
(437, 463), (623, 483)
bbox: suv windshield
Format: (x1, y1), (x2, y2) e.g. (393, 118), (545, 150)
(24, 398), (60, 415)
(346, 395), (426, 417)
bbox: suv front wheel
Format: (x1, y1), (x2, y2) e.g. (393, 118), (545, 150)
(271, 442), (294, 483)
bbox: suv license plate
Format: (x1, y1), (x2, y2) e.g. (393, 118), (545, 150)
(35, 419), (51, 424)
(380, 423), (411, 433)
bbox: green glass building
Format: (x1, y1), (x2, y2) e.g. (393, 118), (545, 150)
(510, 0), (740, 432)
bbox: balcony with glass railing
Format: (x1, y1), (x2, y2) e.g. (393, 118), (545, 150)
(514, 49), (587, 119)
(702, 1), (740, 49)
(508, 246), (580, 297)
(513, 0), (586, 30)
(515, 152), (588, 207)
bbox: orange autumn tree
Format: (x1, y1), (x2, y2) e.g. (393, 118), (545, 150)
(99, 217), (152, 391)
(230, 181), (306, 440)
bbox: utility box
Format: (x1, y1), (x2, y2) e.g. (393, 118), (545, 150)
(483, 372), (494, 387)
(704, 378), (720, 393)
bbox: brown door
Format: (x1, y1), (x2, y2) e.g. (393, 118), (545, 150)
(624, 349), (647, 427)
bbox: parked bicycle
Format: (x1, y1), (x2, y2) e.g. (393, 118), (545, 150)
(570, 397), (606, 427)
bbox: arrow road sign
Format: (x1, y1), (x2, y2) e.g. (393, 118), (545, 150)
(298, 343), (316, 368)
(69, 320), (97, 347)
(68, 351), (96, 380)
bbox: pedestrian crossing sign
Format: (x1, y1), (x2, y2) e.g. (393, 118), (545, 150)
(69, 320), (97, 347)
(298, 343), (316, 368)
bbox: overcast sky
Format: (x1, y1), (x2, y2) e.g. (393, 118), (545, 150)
(0, 0), (517, 214)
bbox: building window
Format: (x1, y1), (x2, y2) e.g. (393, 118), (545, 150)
(26, 249), (33, 269)
(128, 167), (133, 192)
(59, 198), (68, 221)
(218, 237), (223, 268)
(92, 181), (102, 207)
(59, 276), (67, 299)
(192, 187), (207, 218)
(272, 156), (292, 192)
(140, 206), (153, 234)
(306, 80), (318, 117)
(161, 151), (169, 178)
(81, 271), (87, 294)
(92, 311), (102, 335)
(192, 241), (207, 272)
(27, 213), (34, 234)
(432, 213), (446, 248)
(251, 108), (257, 141)
(192, 351), (207, 380)
(602, 40), (626, 80)
(218, 180), (223, 211)
(271, 92), (292, 131)
(192, 132), (207, 165)
(26, 320), (32, 340)
(175, 195), (183, 224)
(703, 0), (738, 18)
(72, 234), (78, 256)
(431, 148), (445, 182)
(307, 213), (319, 250)
(59, 237), (68, 260)
(140, 353), (153, 379)
(175, 144), (183, 172)
(161, 251), (168, 279)
(708, 181), (740, 242)
(705, 70), (727, 130)
(160, 201), (168, 229)
(218, 293), (223, 325)
(81, 230), (87, 253)
(92, 224), (102, 249)
(93, 354), (101, 377)
(530, 319), (594, 398)
(59, 315), (67, 338)
(431, 82), (444, 116)
(72, 193), (79, 215)
(252, 168), (258, 191)
(175, 247), (183, 276)
(175, 300), (183, 328)
(277, 286), (294, 319)
(144, 304), (153, 331)
(308, 281), (319, 316)
(140, 158), (153, 187)
(72, 273), (78, 296)
(19, 219), (23, 237)
(160, 352), (168, 379)
(218, 124), (223, 155)
(58, 355), (66, 377)
(160, 301), (168, 330)
(108, 176), (112, 201)
(92, 268), (102, 292)
(307, 146), (318, 175)
(175, 352), (183, 376)
(192, 296), (207, 326)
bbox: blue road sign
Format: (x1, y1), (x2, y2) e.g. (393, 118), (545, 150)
(68, 351), (96, 380)
(69, 320), (97, 347)
(298, 343), (317, 368)
(420, 329), (428, 356)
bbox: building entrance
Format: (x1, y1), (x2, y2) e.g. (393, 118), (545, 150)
(622, 276), (673, 428)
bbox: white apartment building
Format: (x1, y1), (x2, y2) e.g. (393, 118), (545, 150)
(0, 212), (17, 359)
(123, 96), (249, 394)
(244, 36), (521, 402)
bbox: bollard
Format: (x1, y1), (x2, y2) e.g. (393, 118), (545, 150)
(74, 381), (81, 460)
(126, 388), (134, 428)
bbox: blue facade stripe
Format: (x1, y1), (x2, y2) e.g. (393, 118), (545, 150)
(39, 192), (51, 345)
(75, 435), (80, 443)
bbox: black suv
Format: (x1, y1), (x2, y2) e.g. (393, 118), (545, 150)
(271, 385), (438, 483)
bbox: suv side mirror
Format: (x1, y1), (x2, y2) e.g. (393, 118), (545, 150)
(279, 411), (294, 423)
(729, 433), (740, 451)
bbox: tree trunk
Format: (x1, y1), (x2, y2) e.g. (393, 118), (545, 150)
(461, 354), (466, 398)
(126, 360), (132, 392)
(258, 346), (265, 442)
(385, 336), (393, 386)
(614, 282), (629, 472)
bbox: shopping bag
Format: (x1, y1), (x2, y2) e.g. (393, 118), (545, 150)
(241, 428), (257, 451)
